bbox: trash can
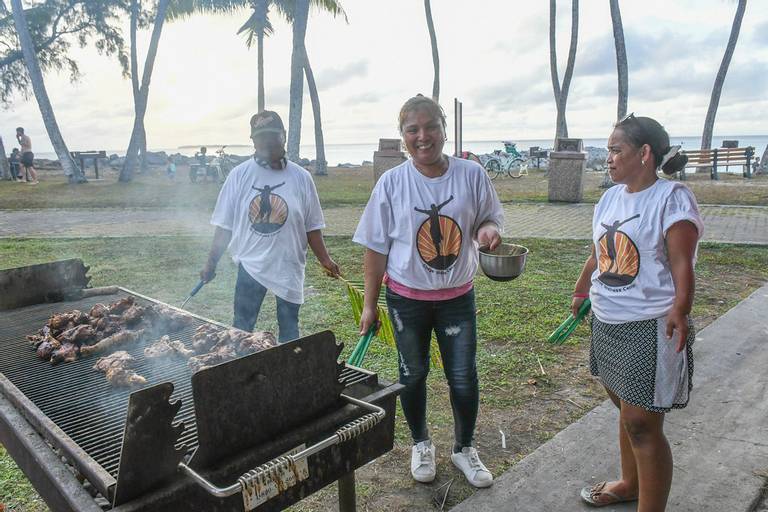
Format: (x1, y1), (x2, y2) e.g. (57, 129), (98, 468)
(548, 137), (586, 203)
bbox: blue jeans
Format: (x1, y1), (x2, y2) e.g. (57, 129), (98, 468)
(386, 288), (479, 451)
(233, 264), (300, 343)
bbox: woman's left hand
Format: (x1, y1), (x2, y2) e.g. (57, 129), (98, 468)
(477, 223), (501, 251)
(665, 307), (689, 353)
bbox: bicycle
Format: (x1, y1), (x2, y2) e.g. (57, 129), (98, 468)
(483, 142), (528, 180)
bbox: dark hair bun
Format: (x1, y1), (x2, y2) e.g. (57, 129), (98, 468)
(661, 153), (688, 175)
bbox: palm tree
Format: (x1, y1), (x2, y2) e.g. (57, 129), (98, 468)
(549, 0), (578, 139)
(10, 0), (85, 182)
(304, 53), (327, 174)
(286, 0), (308, 161)
(120, 0), (170, 182)
(609, 0), (627, 120)
(424, 0), (439, 101)
(701, 0), (747, 150)
(173, 0), (346, 172)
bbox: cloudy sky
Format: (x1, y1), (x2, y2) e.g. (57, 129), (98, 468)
(3, 0), (767, 154)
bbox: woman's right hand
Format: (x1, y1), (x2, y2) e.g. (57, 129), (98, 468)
(570, 296), (587, 318)
(359, 304), (380, 336)
(199, 262), (217, 283)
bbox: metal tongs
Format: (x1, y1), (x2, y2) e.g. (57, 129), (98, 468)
(548, 299), (591, 344)
(181, 280), (205, 309)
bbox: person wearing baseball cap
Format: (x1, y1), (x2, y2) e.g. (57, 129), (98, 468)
(200, 110), (340, 342)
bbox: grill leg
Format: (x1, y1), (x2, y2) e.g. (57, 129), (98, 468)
(338, 471), (356, 512)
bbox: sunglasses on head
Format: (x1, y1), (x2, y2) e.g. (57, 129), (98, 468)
(617, 112), (636, 125)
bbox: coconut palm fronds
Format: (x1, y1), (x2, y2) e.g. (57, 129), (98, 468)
(340, 277), (442, 368)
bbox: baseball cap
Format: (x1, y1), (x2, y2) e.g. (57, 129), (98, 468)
(250, 111), (285, 137)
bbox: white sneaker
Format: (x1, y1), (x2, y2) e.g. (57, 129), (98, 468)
(410, 440), (436, 483)
(451, 447), (493, 488)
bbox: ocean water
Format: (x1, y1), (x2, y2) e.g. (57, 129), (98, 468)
(35, 135), (768, 167)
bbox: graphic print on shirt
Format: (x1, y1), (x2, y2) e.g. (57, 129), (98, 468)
(249, 182), (288, 234)
(415, 195), (462, 271)
(597, 214), (640, 287)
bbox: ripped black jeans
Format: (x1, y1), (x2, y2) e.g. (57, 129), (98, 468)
(385, 287), (479, 452)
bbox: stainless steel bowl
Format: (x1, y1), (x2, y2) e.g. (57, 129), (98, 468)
(479, 243), (528, 282)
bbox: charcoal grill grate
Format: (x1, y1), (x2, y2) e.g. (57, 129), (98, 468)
(0, 290), (368, 487)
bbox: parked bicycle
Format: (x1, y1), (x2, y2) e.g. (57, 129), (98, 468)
(483, 141), (528, 180)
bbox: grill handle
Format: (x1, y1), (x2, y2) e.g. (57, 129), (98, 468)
(178, 393), (385, 499)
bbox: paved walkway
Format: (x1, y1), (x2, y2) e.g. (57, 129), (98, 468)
(452, 282), (768, 512)
(1, 203), (767, 244)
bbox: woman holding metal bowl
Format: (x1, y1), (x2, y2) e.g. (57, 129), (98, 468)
(353, 95), (504, 488)
(571, 114), (703, 510)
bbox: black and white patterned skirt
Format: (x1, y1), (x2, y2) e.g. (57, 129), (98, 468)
(590, 316), (694, 413)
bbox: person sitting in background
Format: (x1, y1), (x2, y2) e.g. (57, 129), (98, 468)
(8, 148), (22, 182)
(195, 146), (208, 167)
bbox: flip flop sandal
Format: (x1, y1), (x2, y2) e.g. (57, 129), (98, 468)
(580, 481), (638, 507)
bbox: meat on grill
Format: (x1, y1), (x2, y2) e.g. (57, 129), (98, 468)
(27, 296), (196, 364)
(89, 303), (109, 318)
(50, 342), (80, 365)
(238, 331), (276, 355)
(93, 351), (147, 387)
(35, 334), (60, 360)
(191, 325), (220, 354)
(144, 335), (194, 359)
(80, 329), (145, 357)
(188, 344), (239, 373)
(188, 326), (276, 372)
(58, 324), (96, 345)
(107, 296), (135, 315)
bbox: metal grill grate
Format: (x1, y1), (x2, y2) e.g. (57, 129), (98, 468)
(0, 291), (370, 485)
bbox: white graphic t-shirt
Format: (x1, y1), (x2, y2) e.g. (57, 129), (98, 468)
(210, 159), (325, 304)
(590, 179), (704, 323)
(353, 157), (504, 290)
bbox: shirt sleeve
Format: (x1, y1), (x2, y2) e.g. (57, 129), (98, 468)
(662, 185), (704, 239)
(210, 170), (237, 231)
(352, 179), (393, 255)
(473, 164), (505, 234)
(304, 173), (326, 232)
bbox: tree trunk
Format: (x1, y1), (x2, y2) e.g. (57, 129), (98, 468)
(303, 53), (326, 175)
(129, 0), (147, 172)
(701, 0), (746, 150)
(549, 0), (561, 138)
(10, 0), (84, 182)
(424, 0), (439, 102)
(255, 0), (268, 113)
(257, 30), (265, 112)
(609, 0), (628, 121)
(287, 0), (309, 162)
(120, 0), (169, 182)
(556, 0), (578, 139)
(0, 136), (10, 180)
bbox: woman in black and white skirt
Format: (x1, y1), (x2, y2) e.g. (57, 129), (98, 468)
(571, 114), (703, 510)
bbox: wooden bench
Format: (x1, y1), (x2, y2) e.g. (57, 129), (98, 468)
(70, 150), (107, 179)
(679, 146), (756, 180)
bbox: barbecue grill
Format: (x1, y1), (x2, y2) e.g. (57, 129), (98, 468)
(0, 259), (402, 511)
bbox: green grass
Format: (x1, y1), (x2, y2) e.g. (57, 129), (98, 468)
(1, 165), (765, 211)
(0, 236), (766, 511)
